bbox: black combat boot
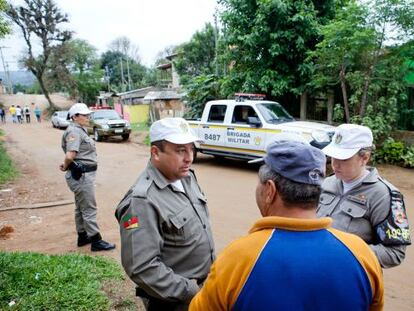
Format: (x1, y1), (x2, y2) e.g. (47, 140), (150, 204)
(77, 231), (92, 247)
(90, 233), (116, 251)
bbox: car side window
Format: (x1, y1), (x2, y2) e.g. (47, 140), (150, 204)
(232, 106), (258, 124)
(207, 105), (227, 123)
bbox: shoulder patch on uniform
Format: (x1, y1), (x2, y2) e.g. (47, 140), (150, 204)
(122, 215), (139, 230)
(67, 135), (76, 142)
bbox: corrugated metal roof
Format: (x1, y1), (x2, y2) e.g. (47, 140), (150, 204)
(144, 90), (181, 101)
(118, 86), (158, 99)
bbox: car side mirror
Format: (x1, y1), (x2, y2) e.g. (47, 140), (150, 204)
(247, 116), (262, 127)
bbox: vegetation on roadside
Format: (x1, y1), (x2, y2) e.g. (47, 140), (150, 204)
(130, 122), (149, 133)
(0, 130), (18, 185)
(374, 138), (414, 168)
(130, 122), (150, 146)
(0, 252), (134, 310)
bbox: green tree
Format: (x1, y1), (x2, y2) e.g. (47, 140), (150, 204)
(65, 39), (104, 104)
(309, 0), (414, 142)
(7, 0), (72, 111)
(219, 0), (336, 98)
(358, 0), (414, 117)
(183, 74), (222, 118)
(174, 23), (219, 85)
(100, 50), (147, 92)
(308, 3), (376, 122)
(0, 0), (10, 37)
(41, 39), (104, 104)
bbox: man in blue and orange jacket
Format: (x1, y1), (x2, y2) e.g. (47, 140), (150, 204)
(190, 140), (384, 311)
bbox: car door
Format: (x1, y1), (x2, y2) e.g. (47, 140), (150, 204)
(199, 104), (228, 149)
(226, 105), (266, 154)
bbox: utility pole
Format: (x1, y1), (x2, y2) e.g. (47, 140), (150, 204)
(213, 7), (219, 77)
(126, 57), (132, 91)
(120, 57), (126, 92)
(0, 46), (12, 94)
(104, 65), (111, 92)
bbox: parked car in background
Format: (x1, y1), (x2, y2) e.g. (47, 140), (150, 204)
(86, 109), (131, 141)
(51, 110), (70, 129)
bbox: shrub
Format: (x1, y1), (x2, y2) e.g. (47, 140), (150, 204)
(374, 138), (414, 168)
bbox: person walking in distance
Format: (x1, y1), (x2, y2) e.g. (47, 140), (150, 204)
(15, 105), (23, 124)
(60, 103), (116, 252)
(34, 105), (41, 122)
(9, 105), (16, 123)
(0, 106), (5, 123)
(24, 105), (31, 123)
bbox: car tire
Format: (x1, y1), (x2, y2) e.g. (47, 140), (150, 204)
(122, 134), (130, 141)
(94, 128), (101, 141)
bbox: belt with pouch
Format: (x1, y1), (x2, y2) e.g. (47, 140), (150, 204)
(68, 162), (97, 180)
(83, 164), (97, 172)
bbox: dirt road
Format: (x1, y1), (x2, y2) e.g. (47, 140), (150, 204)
(1, 121), (413, 310)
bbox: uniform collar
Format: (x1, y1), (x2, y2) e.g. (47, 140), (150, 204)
(324, 167), (379, 194)
(361, 167), (379, 183)
(146, 161), (191, 190)
(72, 122), (88, 133)
(249, 216), (332, 233)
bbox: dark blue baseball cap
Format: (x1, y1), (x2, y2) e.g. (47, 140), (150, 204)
(250, 140), (326, 185)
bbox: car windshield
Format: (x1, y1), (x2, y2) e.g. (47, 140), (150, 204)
(257, 103), (294, 123)
(93, 110), (121, 120)
(57, 111), (68, 117)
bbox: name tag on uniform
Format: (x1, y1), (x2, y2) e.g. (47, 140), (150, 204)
(347, 194), (367, 205)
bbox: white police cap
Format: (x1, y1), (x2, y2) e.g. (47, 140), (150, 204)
(68, 103), (92, 118)
(322, 124), (373, 160)
(150, 117), (201, 144)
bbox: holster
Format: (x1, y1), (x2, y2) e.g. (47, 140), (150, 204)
(68, 161), (84, 180)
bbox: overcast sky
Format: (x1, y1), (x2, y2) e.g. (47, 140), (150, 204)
(1, 0), (218, 71)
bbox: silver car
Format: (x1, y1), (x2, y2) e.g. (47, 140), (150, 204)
(51, 110), (70, 129)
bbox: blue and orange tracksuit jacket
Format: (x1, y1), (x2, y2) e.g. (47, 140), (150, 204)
(190, 217), (384, 311)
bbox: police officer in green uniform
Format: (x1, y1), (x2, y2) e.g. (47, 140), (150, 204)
(317, 124), (411, 268)
(115, 118), (215, 311)
(60, 103), (115, 251)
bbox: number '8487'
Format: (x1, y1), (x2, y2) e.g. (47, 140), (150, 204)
(204, 134), (220, 141)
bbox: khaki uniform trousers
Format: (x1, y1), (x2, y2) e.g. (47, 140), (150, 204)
(66, 171), (100, 237)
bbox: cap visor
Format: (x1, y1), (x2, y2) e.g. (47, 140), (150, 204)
(164, 133), (202, 144)
(248, 157), (264, 164)
(322, 144), (359, 160)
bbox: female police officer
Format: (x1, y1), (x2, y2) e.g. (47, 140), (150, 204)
(317, 124), (410, 268)
(60, 103), (115, 251)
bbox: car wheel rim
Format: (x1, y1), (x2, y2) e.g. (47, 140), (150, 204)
(94, 129), (98, 140)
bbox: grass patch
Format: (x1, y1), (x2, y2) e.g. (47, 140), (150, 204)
(0, 252), (126, 310)
(130, 122), (150, 146)
(0, 130), (18, 185)
(130, 122), (149, 133)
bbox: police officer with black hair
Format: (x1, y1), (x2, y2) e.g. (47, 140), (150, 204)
(60, 103), (115, 251)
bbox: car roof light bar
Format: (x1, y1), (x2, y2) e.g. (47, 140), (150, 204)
(234, 93), (266, 101)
